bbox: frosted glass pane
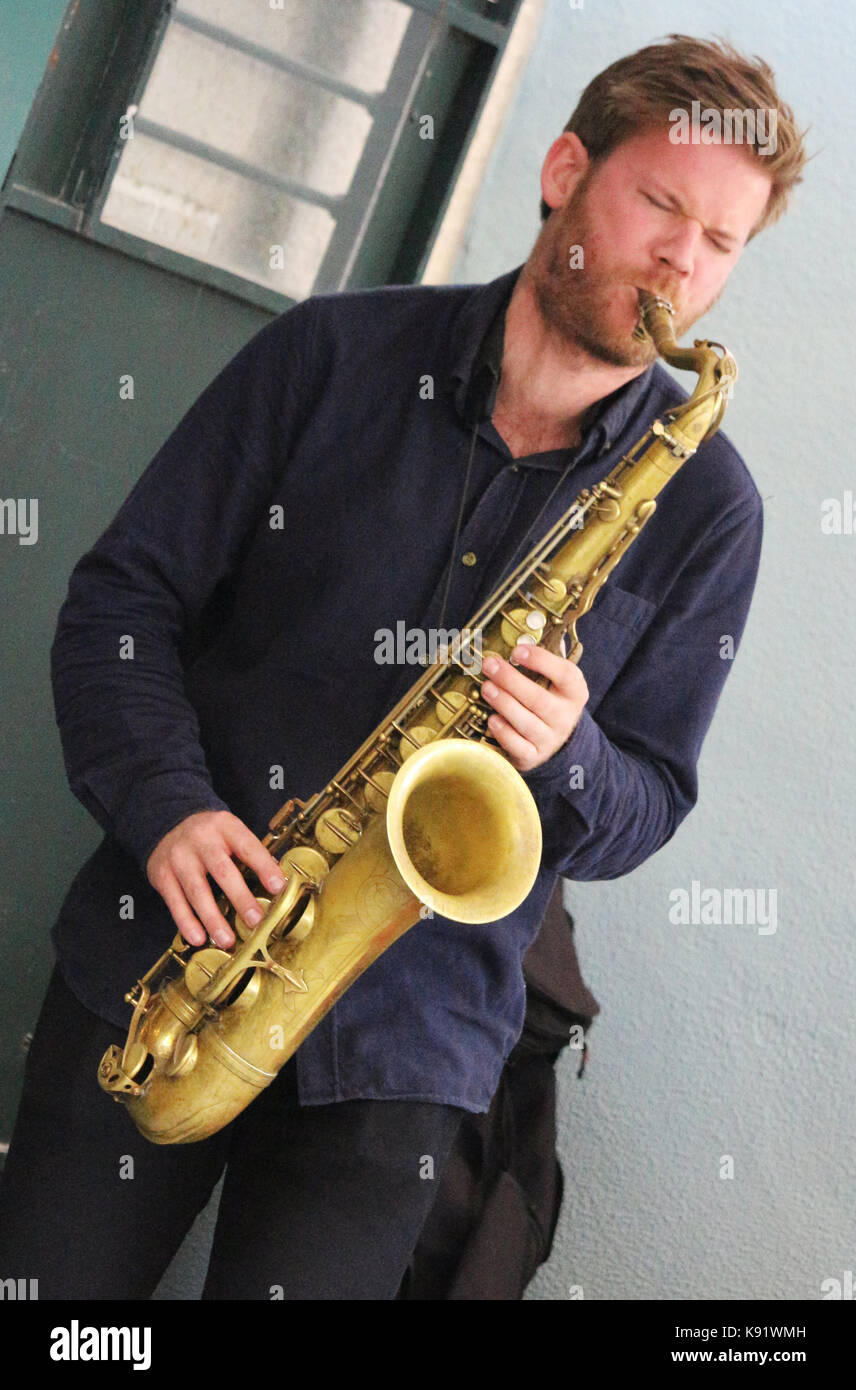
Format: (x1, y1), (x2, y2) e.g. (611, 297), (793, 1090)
(138, 24), (372, 198)
(176, 0), (411, 94)
(101, 134), (335, 300)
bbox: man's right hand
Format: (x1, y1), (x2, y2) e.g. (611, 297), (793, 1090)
(146, 810), (287, 950)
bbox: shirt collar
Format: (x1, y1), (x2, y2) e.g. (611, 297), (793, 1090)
(448, 263), (657, 463)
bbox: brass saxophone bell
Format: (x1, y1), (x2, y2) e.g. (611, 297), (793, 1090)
(386, 739), (543, 923)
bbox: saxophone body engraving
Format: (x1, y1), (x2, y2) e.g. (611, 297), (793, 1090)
(98, 292), (737, 1143)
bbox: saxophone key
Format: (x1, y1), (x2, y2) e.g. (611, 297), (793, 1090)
(535, 575), (567, 605)
(595, 496), (622, 521)
(398, 724), (437, 761)
(500, 607), (545, 649)
(315, 807), (362, 854)
(183, 948), (230, 986)
(361, 767), (396, 811)
(434, 690), (467, 726)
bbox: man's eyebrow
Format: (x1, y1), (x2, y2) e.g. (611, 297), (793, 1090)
(647, 181), (739, 243)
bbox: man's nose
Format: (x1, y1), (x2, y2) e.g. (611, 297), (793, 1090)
(654, 218), (704, 278)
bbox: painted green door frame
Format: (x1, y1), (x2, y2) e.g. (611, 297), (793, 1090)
(0, 0), (527, 1152)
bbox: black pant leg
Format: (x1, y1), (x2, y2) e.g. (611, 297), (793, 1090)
(0, 964), (229, 1300)
(202, 1060), (464, 1301)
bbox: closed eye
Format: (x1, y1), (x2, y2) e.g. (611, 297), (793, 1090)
(641, 190), (731, 254)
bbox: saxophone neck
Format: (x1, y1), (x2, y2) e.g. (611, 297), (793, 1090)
(634, 289), (737, 447)
(635, 290), (719, 376)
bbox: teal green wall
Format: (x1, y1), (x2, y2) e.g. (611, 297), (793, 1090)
(0, 206), (272, 1148)
(0, 0), (70, 185)
(0, 0), (275, 1151)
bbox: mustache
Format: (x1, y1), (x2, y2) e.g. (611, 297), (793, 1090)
(632, 276), (684, 309)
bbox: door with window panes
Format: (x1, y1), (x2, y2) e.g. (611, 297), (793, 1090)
(0, 0), (532, 1148)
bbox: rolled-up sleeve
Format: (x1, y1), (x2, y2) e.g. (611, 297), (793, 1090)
(50, 299), (316, 873)
(521, 495), (764, 878)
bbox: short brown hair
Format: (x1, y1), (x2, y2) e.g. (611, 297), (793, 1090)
(540, 34), (809, 238)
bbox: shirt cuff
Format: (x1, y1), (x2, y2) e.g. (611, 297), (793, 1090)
(112, 772), (232, 874)
(520, 705), (603, 795)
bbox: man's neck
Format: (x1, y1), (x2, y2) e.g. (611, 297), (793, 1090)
(491, 271), (646, 458)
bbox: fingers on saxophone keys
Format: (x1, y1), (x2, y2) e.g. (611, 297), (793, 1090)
(229, 822), (287, 899)
(207, 854), (272, 935)
(487, 697), (551, 748)
(482, 652), (558, 718)
(486, 713), (538, 770)
(156, 871), (209, 949)
(519, 642), (588, 699)
(174, 868), (236, 950)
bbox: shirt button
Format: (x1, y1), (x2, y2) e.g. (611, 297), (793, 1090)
(461, 551), (477, 567)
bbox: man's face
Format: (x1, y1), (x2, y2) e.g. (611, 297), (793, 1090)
(530, 124), (774, 367)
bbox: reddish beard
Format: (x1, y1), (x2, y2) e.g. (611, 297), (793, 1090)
(530, 175), (710, 367)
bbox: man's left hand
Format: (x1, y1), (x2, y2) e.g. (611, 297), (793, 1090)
(481, 643), (589, 773)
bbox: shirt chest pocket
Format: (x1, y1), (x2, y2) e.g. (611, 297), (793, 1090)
(573, 582), (657, 711)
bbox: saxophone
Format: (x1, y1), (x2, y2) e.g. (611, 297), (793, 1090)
(98, 291), (737, 1143)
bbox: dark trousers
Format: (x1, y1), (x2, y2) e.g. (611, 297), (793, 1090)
(0, 966), (463, 1300)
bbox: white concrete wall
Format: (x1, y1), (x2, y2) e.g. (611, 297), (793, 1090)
(453, 0), (856, 1301)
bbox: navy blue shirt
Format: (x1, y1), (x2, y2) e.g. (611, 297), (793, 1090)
(50, 264), (763, 1112)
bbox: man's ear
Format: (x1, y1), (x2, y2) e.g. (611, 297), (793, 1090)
(540, 131), (590, 215)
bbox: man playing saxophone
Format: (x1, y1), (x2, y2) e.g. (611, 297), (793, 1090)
(0, 35), (806, 1299)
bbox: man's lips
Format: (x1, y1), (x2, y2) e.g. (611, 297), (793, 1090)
(634, 283), (678, 306)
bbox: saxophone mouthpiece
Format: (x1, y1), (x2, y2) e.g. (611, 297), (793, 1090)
(632, 289), (675, 342)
